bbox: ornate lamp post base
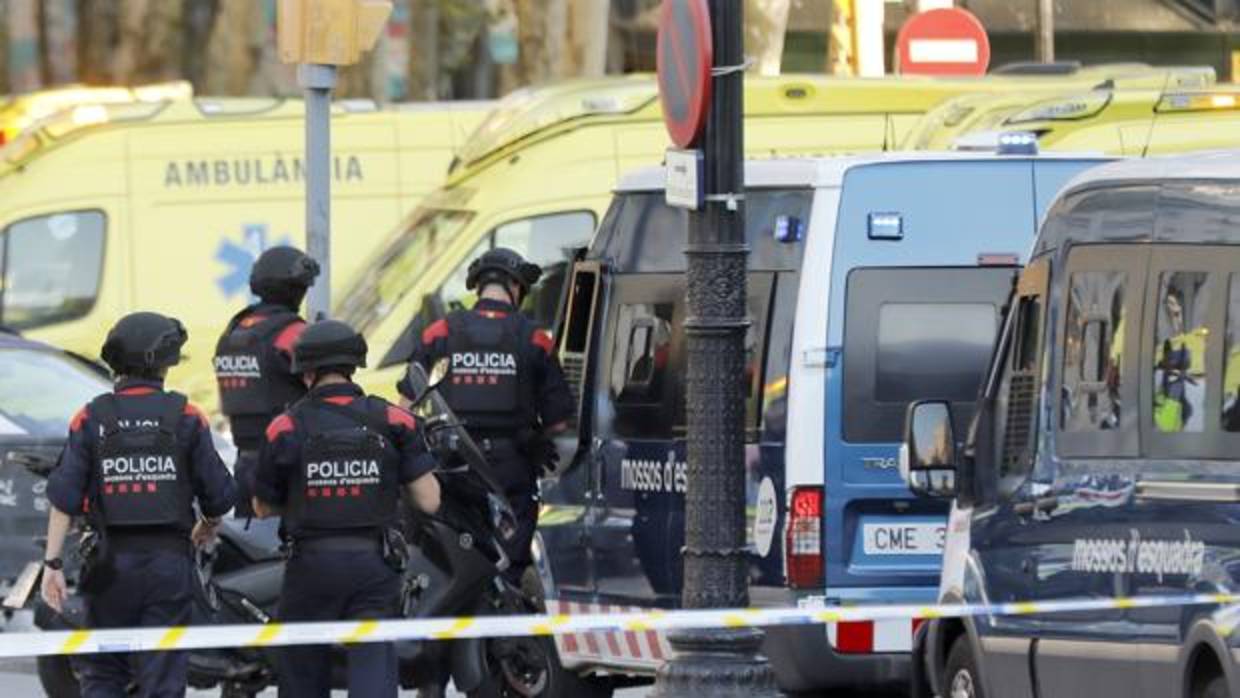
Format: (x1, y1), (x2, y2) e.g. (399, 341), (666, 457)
(653, 627), (780, 698)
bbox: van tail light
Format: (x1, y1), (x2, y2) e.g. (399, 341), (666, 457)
(786, 486), (824, 589)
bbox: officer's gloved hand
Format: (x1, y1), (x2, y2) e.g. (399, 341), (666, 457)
(534, 434), (560, 477)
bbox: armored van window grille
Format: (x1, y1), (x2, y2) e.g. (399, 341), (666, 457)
(0, 210), (106, 331)
(557, 266), (600, 413)
(999, 294), (1043, 476)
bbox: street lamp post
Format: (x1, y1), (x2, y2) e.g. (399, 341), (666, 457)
(299, 63), (336, 320)
(277, 0), (391, 320)
(653, 0), (778, 695)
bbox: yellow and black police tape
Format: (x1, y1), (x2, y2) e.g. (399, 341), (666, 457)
(3, 592), (1238, 658)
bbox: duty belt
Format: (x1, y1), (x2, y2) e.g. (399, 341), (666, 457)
(293, 533), (383, 554)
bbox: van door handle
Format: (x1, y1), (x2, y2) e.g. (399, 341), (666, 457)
(1013, 496), (1059, 516)
(1134, 481), (1240, 503)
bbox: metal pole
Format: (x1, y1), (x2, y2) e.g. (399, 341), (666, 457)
(300, 63), (337, 321)
(653, 0), (777, 695)
(1036, 0), (1055, 63)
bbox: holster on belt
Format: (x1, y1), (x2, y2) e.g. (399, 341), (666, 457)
(382, 528), (410, 573)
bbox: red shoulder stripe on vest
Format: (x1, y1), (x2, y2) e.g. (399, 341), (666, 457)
(323, 396), (353, 406)
(273, 320), (307, 355)
(266, 414), (295, 442)
(531, 329), (554, 355)
(69, 406), (89, 432)
(183, 402), (209, 427)
(386, 405), (417, 430)
(422, 318), (450, 345)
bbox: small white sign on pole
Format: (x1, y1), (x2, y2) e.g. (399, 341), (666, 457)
(665, 149), (704, 210)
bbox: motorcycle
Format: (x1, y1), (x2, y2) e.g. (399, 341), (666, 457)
(12, 360), (600, 697)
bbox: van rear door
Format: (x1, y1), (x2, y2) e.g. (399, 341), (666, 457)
(821, 160), (1042, 596)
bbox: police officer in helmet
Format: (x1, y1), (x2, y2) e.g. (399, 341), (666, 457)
(215, 245), (319, 517)
(398, 247), (574, 585)
(42, 312), (237, 697)
(253, 319), (441, 698)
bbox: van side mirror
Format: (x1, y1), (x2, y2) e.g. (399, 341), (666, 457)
(900, 400), (958, 498)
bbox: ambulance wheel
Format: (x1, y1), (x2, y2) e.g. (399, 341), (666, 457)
(943, 636), (985, 698)
(37, 654), (81, 698)
(1201, 675), (1229, 698)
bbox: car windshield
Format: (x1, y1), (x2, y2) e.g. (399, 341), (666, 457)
(336, 208), (475, 336)
(0, 346), (107, 438)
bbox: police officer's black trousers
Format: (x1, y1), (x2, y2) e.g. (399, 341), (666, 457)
(231, 449), (259, 519)
(277, 549), (400, 698)
(504, 488), (539, 586)
(483, 444), (540, 586)
(74, 549), (194, 698)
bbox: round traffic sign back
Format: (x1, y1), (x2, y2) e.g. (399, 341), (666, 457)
(896, 8), (991, 77)
(656, 0), (713, 148)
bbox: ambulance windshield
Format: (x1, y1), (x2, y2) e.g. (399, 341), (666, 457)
(336, 208), (474, 336)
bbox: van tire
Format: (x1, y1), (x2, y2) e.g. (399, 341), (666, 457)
(942, 636), (985, 698)
(1201, 675), (1229, 698)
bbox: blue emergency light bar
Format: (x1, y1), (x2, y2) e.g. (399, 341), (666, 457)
(997, 131), (1039, 156)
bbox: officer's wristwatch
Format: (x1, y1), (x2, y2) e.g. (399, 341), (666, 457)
(43, 557), (63, 571)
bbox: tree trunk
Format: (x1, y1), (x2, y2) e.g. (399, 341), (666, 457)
(0, 0), (9, 95)
(568, 0), (609, 78)
(41, 0), (77, 85)
(501, 0), (569, 90)
(409, 0), (441, 100)
(113, 0), (183, 84)
(182, 0), (219, 93)
(203, 0), (262, 95)
(77, 0), (120, 85)
(336, 52), (378, 99)
(745, 0), (791, 75)
(7, 0), (42, 92)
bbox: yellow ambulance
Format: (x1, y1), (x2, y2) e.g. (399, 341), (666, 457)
(0, 81), (194, 145)
(0, 95), (490, 396)
(337, 68), (1212, 399)
(903, 65), (1216, 150)
(1030, 87), (1240, 154)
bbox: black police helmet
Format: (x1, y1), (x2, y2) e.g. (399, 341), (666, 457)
(291, 319), (368, 374)
(100, 312), (187, 375)
(465, 247), (542, 295)
(249, 246), (320, 301)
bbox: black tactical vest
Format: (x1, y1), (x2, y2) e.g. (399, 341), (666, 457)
(214, 307), (305, 428)
(90, 393), (194, 530)
(440, 312), (534, 431)
(284, 398), (400, 537)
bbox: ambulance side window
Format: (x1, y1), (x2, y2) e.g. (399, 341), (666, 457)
(0, 211), (106, 330)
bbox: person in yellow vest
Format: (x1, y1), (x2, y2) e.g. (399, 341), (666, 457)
(1154, 287), (1208, 432)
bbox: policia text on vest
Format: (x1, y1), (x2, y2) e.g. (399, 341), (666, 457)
(42, 312), (237, 696)
(252, 319), (441, 697)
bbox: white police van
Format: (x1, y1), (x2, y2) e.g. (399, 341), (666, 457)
(536, 150), (1111, 694)
(905, 151), (1240, 698)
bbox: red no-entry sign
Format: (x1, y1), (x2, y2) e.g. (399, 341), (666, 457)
(896, 8), (991, 77)
(656, 0), (713, 148)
